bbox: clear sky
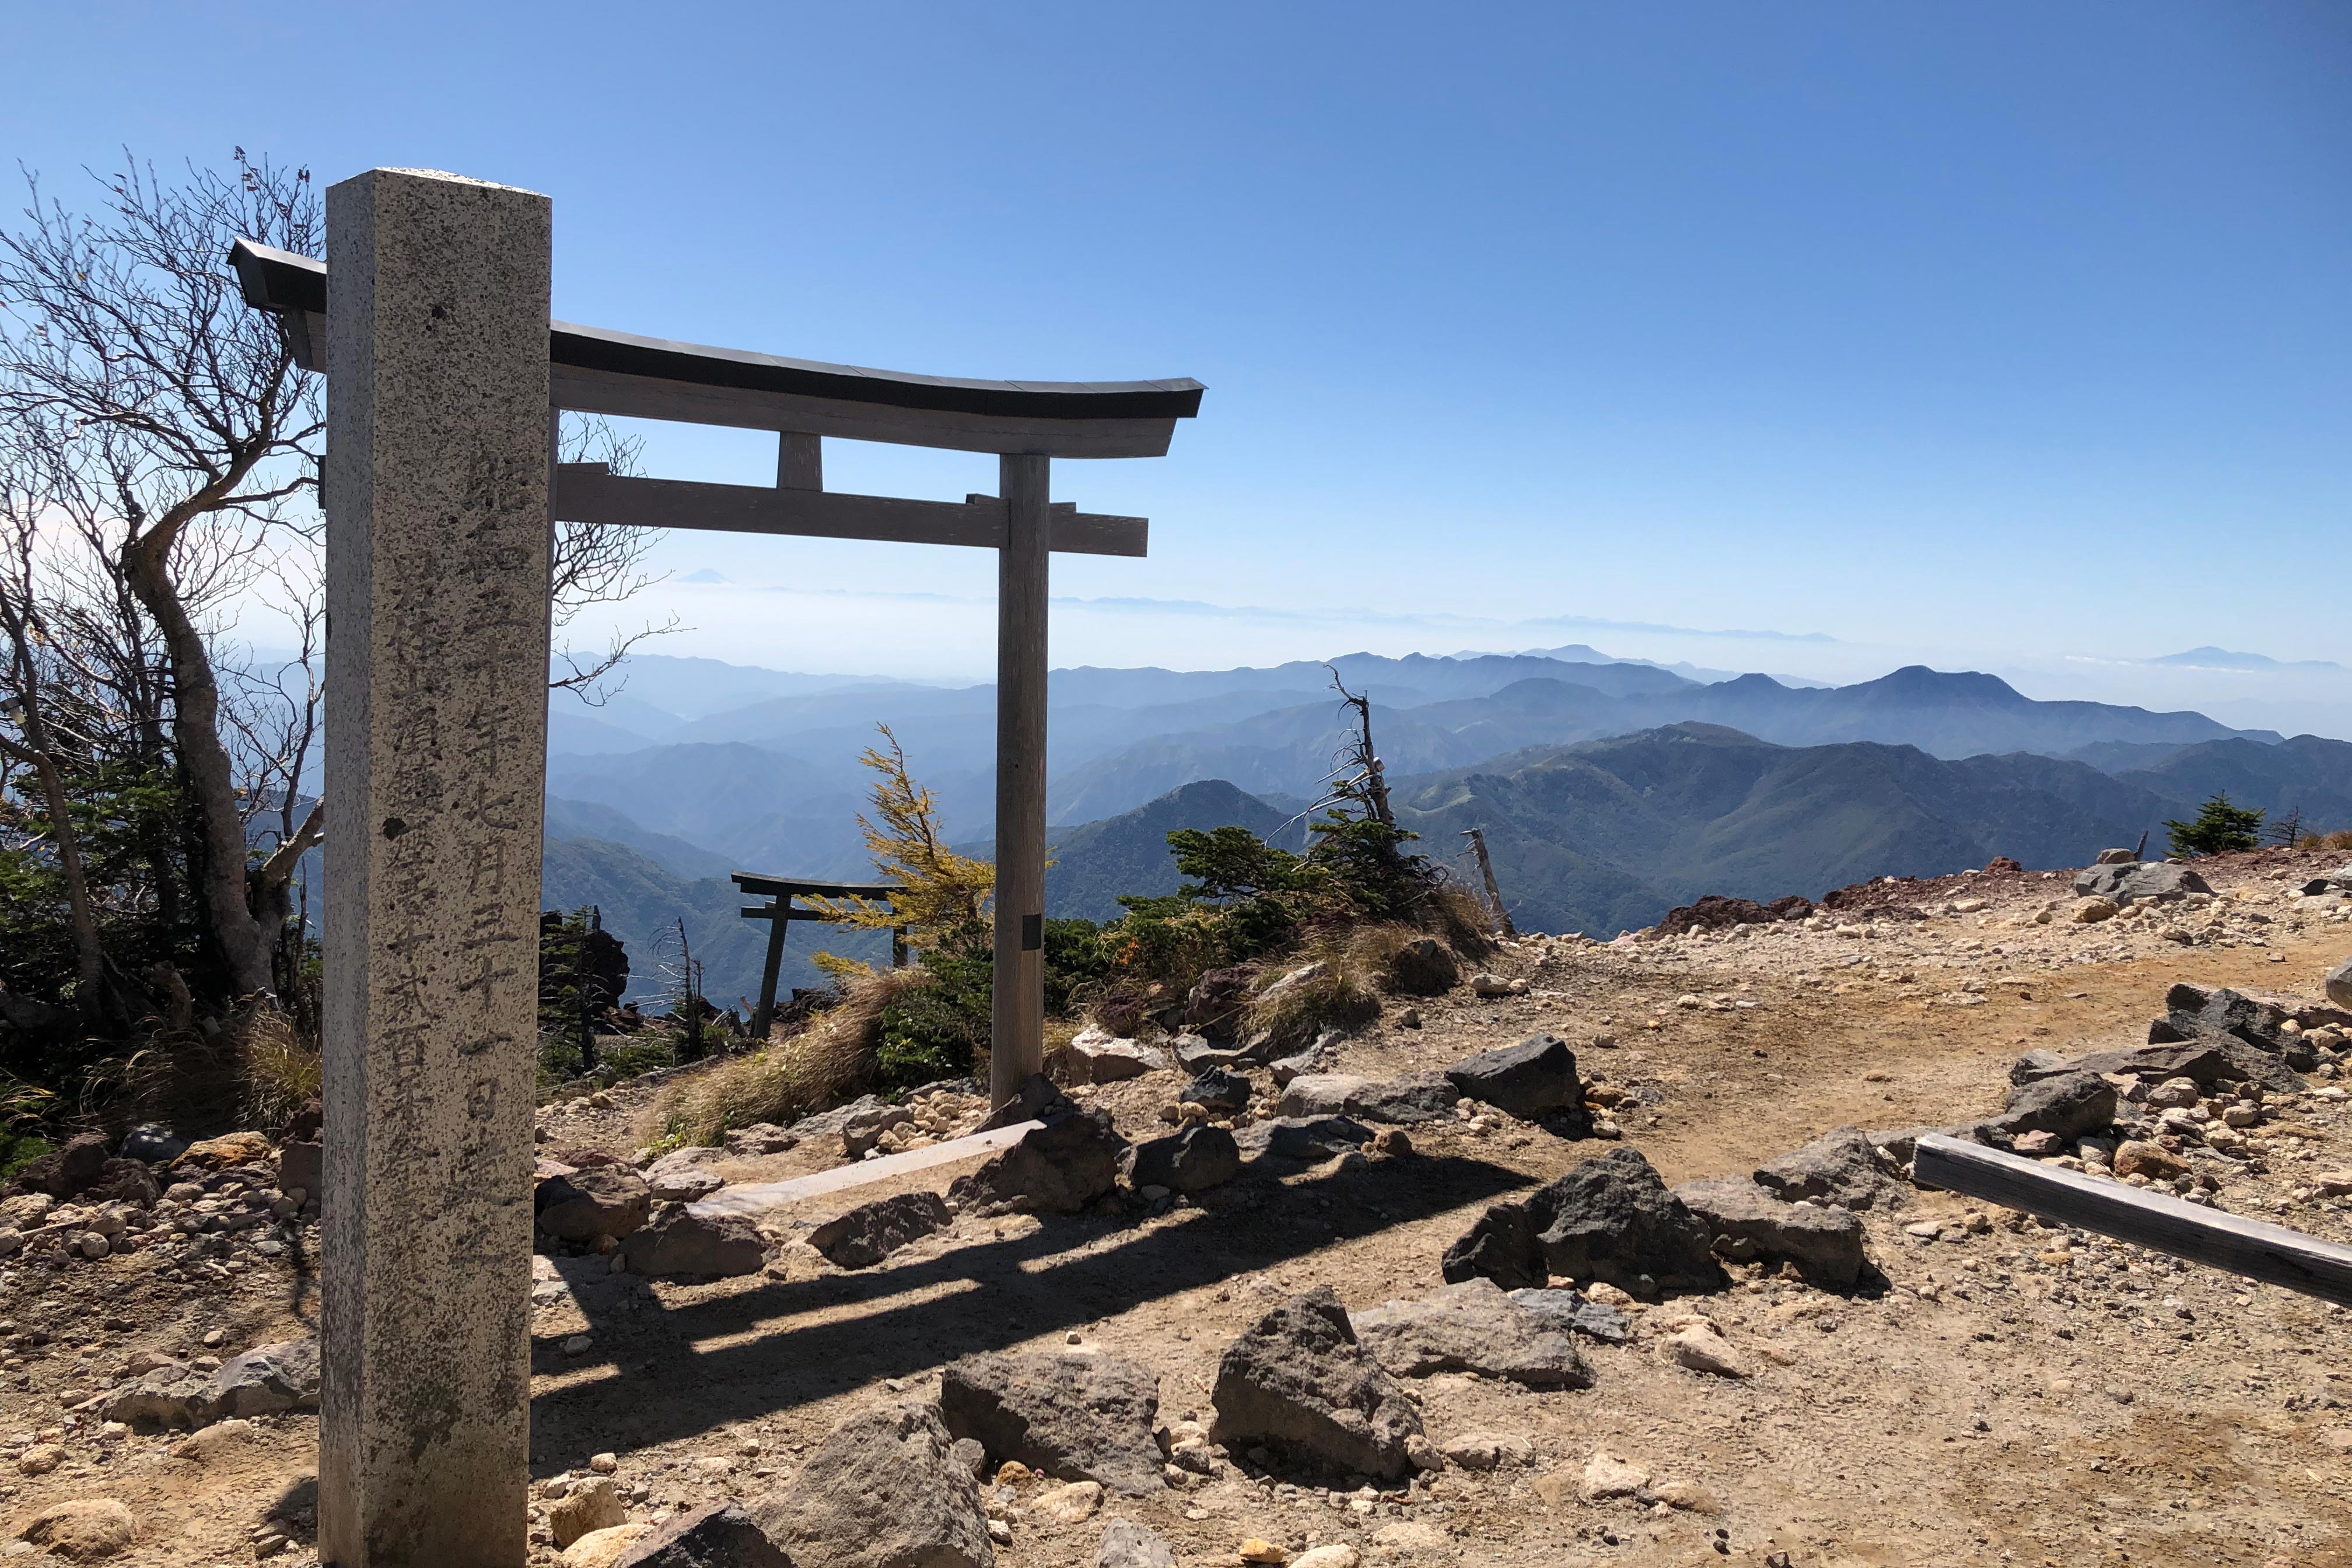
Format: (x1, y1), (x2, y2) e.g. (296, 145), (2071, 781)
(9, 4), (2349, 719)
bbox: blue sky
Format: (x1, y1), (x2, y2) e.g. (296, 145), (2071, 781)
(9, 4), (2350, 722)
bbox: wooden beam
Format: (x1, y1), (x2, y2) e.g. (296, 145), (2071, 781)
(991, 453), (1051, 1108)
(693, 1120), (1045, 1221)
(553, 466), (1147, 558)
(778, 432), (821, 492)
(1913, 1133), (2352, 1307)
(730, 873), (904, 901)
(550, 363), (1183, 459)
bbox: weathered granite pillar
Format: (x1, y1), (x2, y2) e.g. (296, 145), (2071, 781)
(318, 169), (551, 1568)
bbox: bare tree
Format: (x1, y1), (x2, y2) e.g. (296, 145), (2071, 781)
(0, 150), (324, 998)
(549, 418), (676, 702)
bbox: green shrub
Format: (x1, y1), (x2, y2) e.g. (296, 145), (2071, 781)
(2166, 793), (2264, 858)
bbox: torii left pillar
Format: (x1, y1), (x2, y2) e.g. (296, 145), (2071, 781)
(319, 168), (550, 1567)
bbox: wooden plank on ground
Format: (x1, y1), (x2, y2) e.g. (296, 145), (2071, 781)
(1913, 1132), (2352, 1307)
(693, 1119), (1043, 1220)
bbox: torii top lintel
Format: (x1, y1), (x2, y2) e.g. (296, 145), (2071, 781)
(231, 238), (1203, 459)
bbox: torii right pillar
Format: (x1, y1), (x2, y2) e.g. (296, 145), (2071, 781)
(992, 453), (1049, 1104)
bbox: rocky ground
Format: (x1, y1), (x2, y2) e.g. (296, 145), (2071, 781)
(6, 844), (2352, 1567)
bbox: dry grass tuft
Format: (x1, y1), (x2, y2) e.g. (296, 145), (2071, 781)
(2302, 830), (2352, 852)
(657, 965), (929, 1145)
(235, 1006), (321, 1132)
(1242, 932), (1385, 1055)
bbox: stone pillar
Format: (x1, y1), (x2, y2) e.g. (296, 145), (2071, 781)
(318, 169), (551, 1568)
(991, 453), (1051, 1105)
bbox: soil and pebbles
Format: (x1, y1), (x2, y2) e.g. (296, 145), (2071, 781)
(5, 845), (2352, 1565)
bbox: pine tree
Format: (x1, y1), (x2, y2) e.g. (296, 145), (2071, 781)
(805, 724), (995, 964)
(2165, 793), (2265, 858)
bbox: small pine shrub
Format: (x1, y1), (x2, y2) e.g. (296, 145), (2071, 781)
(2166, 793), (2265, 858)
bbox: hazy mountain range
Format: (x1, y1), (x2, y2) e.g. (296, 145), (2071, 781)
(534, 649), (2346, 1002)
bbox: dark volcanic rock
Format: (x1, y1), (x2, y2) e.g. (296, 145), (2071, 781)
(1507, 1287), (1632, 1343)
(611, 1502), (794, 1567)
(2155, 984), (2317, 1069)
(120, 1124), (189, 1164)
(1385, 937), (1461, 996)
(1674, 1177), (1868, 1287)
(940, 1351), (1166, 1496)
(1349, 1074), (1464, 1125)
(1444, 1034), (1587, 1126)
(750, 1402), (991, 1568)
(536, 1164), (654, 1242)
(16, 1132), (108, 1199)
(1180, 1067), (1252, 1115)
(2073, 862), (2212, 904)
(618, 1203), (769, 1278)
(807, 1191), (952, 1269)
(1126, 1124), (1240, 1194)
(1655, 894), (1814, 936)
(1990, 1071), (2118, 1143)
(1234, 1115), (1375, 1164)
(1209, 1287), (1423, 1478)
(1441, 1147), (1718, 1294)
(1348, 1278), (1594, 1388)
(1751, 1126), (1903, 1210)
(950, 1108), (1125, 1214)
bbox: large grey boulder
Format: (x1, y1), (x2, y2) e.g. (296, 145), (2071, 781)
(2153, 984), (2318, 1069)
(807, 1191), (952, 1269)
(949, 1109), (1124, 1215)
(1444, 1034), (1587, 1126)
(1990, 1071), (2117, 1143)
(1349, 1074), (1463, 1125)
(1276, 1073), (1456, 1125)
(2073, 861), (2212, 904)
(1673, 1177), (1868, 1287)
(1348, 1278), (1594, 1388)
(2018, 1041), (2231, 1090)
(750, 1402), (992, 1568)
(1234, 1115), (1375, 1164)
(1277, 1074), (1375, 1118)
(939, 1352), (1166, 1496)
(1209, 1286), (1423, 1478)
(1126, 1125), (1240, 1194)
(1751, 1126), (1903, 1211)
(792, 1096), (916, 1158)
(619, 1203), (769, 1278)
(1096, 1518), (1177, 1568)
(2333, 954), (2352, 1012)
(211, 1339), (321, 1418)
(1442, 1147), (1718, 1294)
(104, 1339), (319, 1430)
(534, 1164), (653, 1243)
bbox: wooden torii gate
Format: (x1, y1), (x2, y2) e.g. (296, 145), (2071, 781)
(733, 870), (909, 1037)
(230, 169), (1199, 1568)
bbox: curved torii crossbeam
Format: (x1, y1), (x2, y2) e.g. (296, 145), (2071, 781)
(233, 169), (1198, 1568)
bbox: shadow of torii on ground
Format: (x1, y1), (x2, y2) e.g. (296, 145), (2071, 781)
(524, 1149), (1535, 1472)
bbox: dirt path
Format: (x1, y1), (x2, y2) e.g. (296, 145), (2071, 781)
(6, 846), (2351, 1566)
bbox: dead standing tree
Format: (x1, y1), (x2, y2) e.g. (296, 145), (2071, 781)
(1326, 666), (1394, 827)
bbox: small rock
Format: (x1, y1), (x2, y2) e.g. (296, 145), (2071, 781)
(2071, 897), (2119, 924)
(1293, 1548), (1362, 1568)
(1035, 1480), (1104, 1523)
(2113, 1140), (2191, 1181)
(947, 1108), (1125, 1215)
(1649, 1478), (1722, 1515)
(558, 1523), (650, 1568)
(1239, 1540), (1288, 1564)
(1097, 1517), (1178, 1568)
(1665, 1324), (1751, 1378)
(537, 1166), (654, 1244)
(15, 1444), (64, 1475)
(551, 1478), (629, 1549)
(1577, 1450), (1650, 1502)
(1439, 1430), (1532, 1471)
(18, 1497), (137, 1559)
(723, 1122), (802, 1158)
